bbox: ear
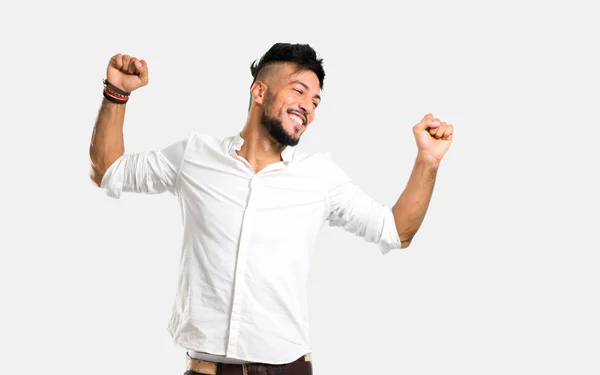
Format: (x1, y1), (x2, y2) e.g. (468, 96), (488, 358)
(250, 81), (267, 106)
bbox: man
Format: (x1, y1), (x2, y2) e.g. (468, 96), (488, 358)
(89, 42), (453, 375)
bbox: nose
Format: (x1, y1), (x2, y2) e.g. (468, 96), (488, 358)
(298, 98), (314, 117)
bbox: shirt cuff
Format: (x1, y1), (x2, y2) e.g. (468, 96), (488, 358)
(378, 207), (402, 254)
(100, 155), (125, 199)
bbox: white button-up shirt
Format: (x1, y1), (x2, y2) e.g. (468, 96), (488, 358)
(100, 132), (401, 364)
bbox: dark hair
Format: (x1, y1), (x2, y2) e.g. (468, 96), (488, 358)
(250, 42), (325, 89)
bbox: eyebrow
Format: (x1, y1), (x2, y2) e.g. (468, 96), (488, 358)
(290, 80), (321, 101)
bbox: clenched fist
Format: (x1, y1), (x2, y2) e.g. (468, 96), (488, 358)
(413, 113), (454, 162)
(106, 53), (149, 93)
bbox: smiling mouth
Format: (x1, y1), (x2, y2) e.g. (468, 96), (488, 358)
(288, 111), (306, 126)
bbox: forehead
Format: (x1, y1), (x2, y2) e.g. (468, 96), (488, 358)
(277, 63), (320, 92)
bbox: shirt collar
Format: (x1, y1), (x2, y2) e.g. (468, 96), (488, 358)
(230, 132), (296, 164)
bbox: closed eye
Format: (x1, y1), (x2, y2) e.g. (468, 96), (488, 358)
(294, 88), (303, 94)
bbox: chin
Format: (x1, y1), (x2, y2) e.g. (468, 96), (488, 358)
(261, 111), (303, 147)
(289, 128), (303, 140)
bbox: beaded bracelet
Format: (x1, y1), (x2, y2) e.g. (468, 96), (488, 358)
(102, 79), (130, 104)
(103, 88), (129, 104)
(103, 79), (130, 96)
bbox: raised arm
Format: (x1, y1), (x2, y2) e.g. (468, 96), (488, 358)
(89, 53), (149, 187)
(392, 113), (454, 248)
(326, 113), (454, 253)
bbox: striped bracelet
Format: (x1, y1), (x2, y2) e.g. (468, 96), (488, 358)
(102, 79), (130, 104)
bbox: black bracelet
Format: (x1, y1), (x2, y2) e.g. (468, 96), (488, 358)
(103, 79), (131, 96)
(103, 89), (128, 104)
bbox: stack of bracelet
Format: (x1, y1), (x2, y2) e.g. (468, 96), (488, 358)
(103, 79), (131, 104)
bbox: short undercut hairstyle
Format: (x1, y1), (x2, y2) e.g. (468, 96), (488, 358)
(248, 43), (325, 109)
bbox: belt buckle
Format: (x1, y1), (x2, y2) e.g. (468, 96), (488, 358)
(186, 356), (218, 375)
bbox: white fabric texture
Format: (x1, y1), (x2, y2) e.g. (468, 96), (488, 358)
(100, 132), (402, 364)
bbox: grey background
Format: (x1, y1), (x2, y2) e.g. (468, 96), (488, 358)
(1, 0), (598, 374)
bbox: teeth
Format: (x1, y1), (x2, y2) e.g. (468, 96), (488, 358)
(290, 114), (303, 125)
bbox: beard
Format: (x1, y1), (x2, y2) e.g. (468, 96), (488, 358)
(260, 111), (300, 147)
(260, 94), (300, 147)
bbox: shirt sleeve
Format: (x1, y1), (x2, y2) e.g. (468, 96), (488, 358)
(99, 133), (191, 199)
(324, 154), (402, 254)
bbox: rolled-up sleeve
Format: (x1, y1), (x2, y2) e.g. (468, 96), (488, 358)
(100, 133), (191, 199)
(324, 154), (402, 254)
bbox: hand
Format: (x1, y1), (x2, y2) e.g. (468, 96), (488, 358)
(106, 53), (149, 93)
(412, 113), (454, 163)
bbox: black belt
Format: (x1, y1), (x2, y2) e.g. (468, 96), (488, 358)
(186, 353), (313, 375)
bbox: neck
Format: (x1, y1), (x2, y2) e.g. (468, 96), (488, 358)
(237, 117), (286, 172)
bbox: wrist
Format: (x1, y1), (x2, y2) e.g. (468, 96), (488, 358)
(103, 79), (130, 105)
(415, 152), (441, 169)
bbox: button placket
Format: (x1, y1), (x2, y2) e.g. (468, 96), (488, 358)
(226, 176), (260, 357)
